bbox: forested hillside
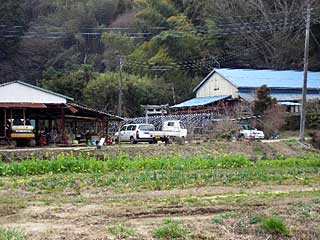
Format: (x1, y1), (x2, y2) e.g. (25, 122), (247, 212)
(1, 0), (320, 116)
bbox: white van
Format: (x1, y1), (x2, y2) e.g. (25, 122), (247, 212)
(115, 124), (155, 144)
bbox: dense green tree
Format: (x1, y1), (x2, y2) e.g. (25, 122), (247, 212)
(0, 0), (26, 61)
(83, 72), (170, 116)
(41, 65), (94, 101)
(253, 85), (277, 116)
(1, 0), (320, 116)
(102, 32), (137, 71)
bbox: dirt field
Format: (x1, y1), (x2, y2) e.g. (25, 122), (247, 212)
(0, 141), (319, 239)
(0, 183), (319, 239)
(0, 139), (317, 162)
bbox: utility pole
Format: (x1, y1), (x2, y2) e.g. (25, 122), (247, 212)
(171, 84), (176, 104)
(299, 1), (311, 142)
(118, 56), (123, 117)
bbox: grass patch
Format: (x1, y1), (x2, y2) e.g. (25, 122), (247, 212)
(212, 211), (238, 224)
(154, 219), (190, 239)
(0, 227), (25, 240)
(107, 225), (135, 239)
(250, 216), (289, 235)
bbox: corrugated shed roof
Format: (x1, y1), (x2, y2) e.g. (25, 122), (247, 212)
(194, 69), (320, 92)
(170, 95), (231, 109)
(68, 103), (123, 121)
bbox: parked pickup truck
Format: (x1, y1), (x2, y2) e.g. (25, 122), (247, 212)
(239, 124), (265, 140)
(150, 120), (187, 144)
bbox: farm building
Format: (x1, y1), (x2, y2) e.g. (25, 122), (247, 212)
(0, 81), (122, 146)
(171, 69), (320, 114)
(170, 95), (240, 115)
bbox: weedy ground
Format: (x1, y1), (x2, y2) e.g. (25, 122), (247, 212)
(0, 142), (319, 239)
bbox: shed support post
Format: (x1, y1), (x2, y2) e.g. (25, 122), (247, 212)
(100, 117), (106, 138)
(35, 118), (39, 146)
(105, 119), (109, 138)
(61, 108), (65, 143)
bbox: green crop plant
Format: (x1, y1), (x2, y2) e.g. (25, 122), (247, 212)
(107, 225), (136, 239)
(0, 155), (319, 194)
(153, 219), (191, 239)
(0, 227), (25, 240)
(250, 216), (289, 236)
(1, 154), (318, 177)
(260, 216), (289, 235)
(212, 211), (238, 224)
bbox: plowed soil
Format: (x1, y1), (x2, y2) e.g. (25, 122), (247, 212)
(0, 184), (319, 240)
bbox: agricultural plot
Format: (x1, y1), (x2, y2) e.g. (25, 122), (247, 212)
(0, 143), (319, 239)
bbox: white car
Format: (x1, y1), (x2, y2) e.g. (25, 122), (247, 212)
(240, 125), (265, 139)
(115, 124), (155, 144)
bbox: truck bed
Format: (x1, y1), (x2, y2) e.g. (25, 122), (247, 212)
(150, 131), (183, 138)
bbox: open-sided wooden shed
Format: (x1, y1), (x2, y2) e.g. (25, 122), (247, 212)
(0, 81), (122, 146)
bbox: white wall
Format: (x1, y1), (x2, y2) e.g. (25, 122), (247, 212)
(196, 73), (238, 98)
(0, 83), (67, 104)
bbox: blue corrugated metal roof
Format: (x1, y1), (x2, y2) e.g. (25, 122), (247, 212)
(194, 69), (320, 92)
(239, 93), (320, 102)
(217, 69), (320, 88)
(170, 95), (230, 109)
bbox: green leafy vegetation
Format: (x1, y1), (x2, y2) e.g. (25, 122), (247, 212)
(212, 212), (238, 224)
(0, 155), (319, 194)
(250, 216), (289, 236)
(0, 227), (25, 240)
(153, 219), (190, 239)
(260, 216), (289, 235)
(2, 154), (320, 177)
(0, 154), (254, 176)
(107, 225), (136, 238)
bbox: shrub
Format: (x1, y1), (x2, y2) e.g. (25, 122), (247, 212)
(153, 219), (190, 239)
(209, 119), (239, 140)
(257, 105), (286, 139)
(311, 131), (320, 149)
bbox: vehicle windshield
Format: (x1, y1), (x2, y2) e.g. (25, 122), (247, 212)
(242, 125), (255, 130)
(139, 125), (155, 131)
(12, 119), (32, 126)
(180, 122), (187, 129)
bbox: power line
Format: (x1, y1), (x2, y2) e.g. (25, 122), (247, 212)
(122, 28), (306, 74)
